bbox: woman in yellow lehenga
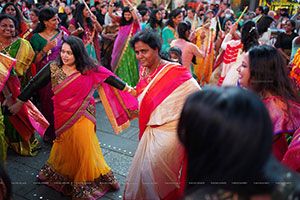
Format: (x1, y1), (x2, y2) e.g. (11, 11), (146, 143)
(0, 15), (47, 162)
(9, 36), (138, 199)
(194, 17), (216, 86)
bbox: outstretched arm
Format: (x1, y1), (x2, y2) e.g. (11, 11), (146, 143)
(104, 76), (136, 97)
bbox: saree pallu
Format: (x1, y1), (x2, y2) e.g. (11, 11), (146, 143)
(218, 39), (242, 86)
(52, 65), (138, 137)
(39, 64), (138, 199)
(124, 63), (200, 199)
(264, 97), (300, 171)
(1, 41), (47, 157)
(194, 27), (216, 86)
(111, 22), (140, 87)
(0, 53), (15, 164)
(30, 31), (68, 141)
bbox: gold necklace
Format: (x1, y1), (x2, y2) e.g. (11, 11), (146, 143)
(0, 40), (13, 56)
(143, 60), (162, 83)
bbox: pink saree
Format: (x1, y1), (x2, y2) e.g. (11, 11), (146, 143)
(0, 53), (49, 141)
(53, 65), (138, 136)
(263, 97), (300, 171)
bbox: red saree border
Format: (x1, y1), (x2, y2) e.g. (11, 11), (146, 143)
(138, 64), (192, 140)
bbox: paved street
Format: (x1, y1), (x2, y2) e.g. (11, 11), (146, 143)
(5, 102), (140, 200)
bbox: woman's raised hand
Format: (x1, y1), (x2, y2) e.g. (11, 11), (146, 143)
(45, 38), (57, 52)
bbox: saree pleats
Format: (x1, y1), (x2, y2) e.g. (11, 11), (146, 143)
(39, 116), (118, 199)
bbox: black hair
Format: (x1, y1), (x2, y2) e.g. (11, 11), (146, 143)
(30, 8), (40, 17)
(148, 8), (162, 30)
(0, 164), (12, 200)
(257, 6), (264, 13)
(178, 86), (273, 196)
(130, 29), (161, 53)
(186, 8), (195, 13)
(73, 3), (94, 39)
(169, 46), (182, 64)
(248, 45), (300, 104)
(257, 15), (273, 37)
(120, 6), (133, 26)
(1, 2), (22, 35)
(139, 9), (148, 17)
(222, 18), (235, 31)
(166, 8), (182, 28)
(288, 19), (296, 31)
(33, 7), (57, 33)
(0, 14), (18, 37)
(177, 21), (190, 41)
(241, 20), (259, 52)
(57, 36), (98, 74)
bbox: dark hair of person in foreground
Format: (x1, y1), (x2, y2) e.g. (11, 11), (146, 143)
(178, 86), (274, 198)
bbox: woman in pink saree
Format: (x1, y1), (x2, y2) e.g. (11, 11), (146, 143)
(124, 30), (200, 199)
(9, 36), (138, 199)
(237, 45), (300, 171)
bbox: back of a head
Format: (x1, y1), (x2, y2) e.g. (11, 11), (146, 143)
(177, 21), (190, 41)
(241, 20), (259, 52)
(257, 15), (273, 36)
(178, 86), (273, 195)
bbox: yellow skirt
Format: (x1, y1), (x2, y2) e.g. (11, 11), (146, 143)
(38, 116), (119, 199)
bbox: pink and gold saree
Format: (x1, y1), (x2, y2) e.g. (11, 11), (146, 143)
(53, 65), (138, 137)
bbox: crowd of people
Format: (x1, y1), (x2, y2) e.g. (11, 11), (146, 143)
(1, 0), (300, 199)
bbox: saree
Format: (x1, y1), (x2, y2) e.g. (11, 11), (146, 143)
(162, 26), (177, 52)
(30, 30), (68, 141)
(69, 19), (101, 63)
(216, 33), (243, 86)
(0, 52), (49, 162)
(0, 39), (48, 157)
(194, 27), (216, 86)
(124, 63), (200, 199)
(111, 20), (140, 87)
(39, 63), (138, 199)
(263, 97), (300, 171)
